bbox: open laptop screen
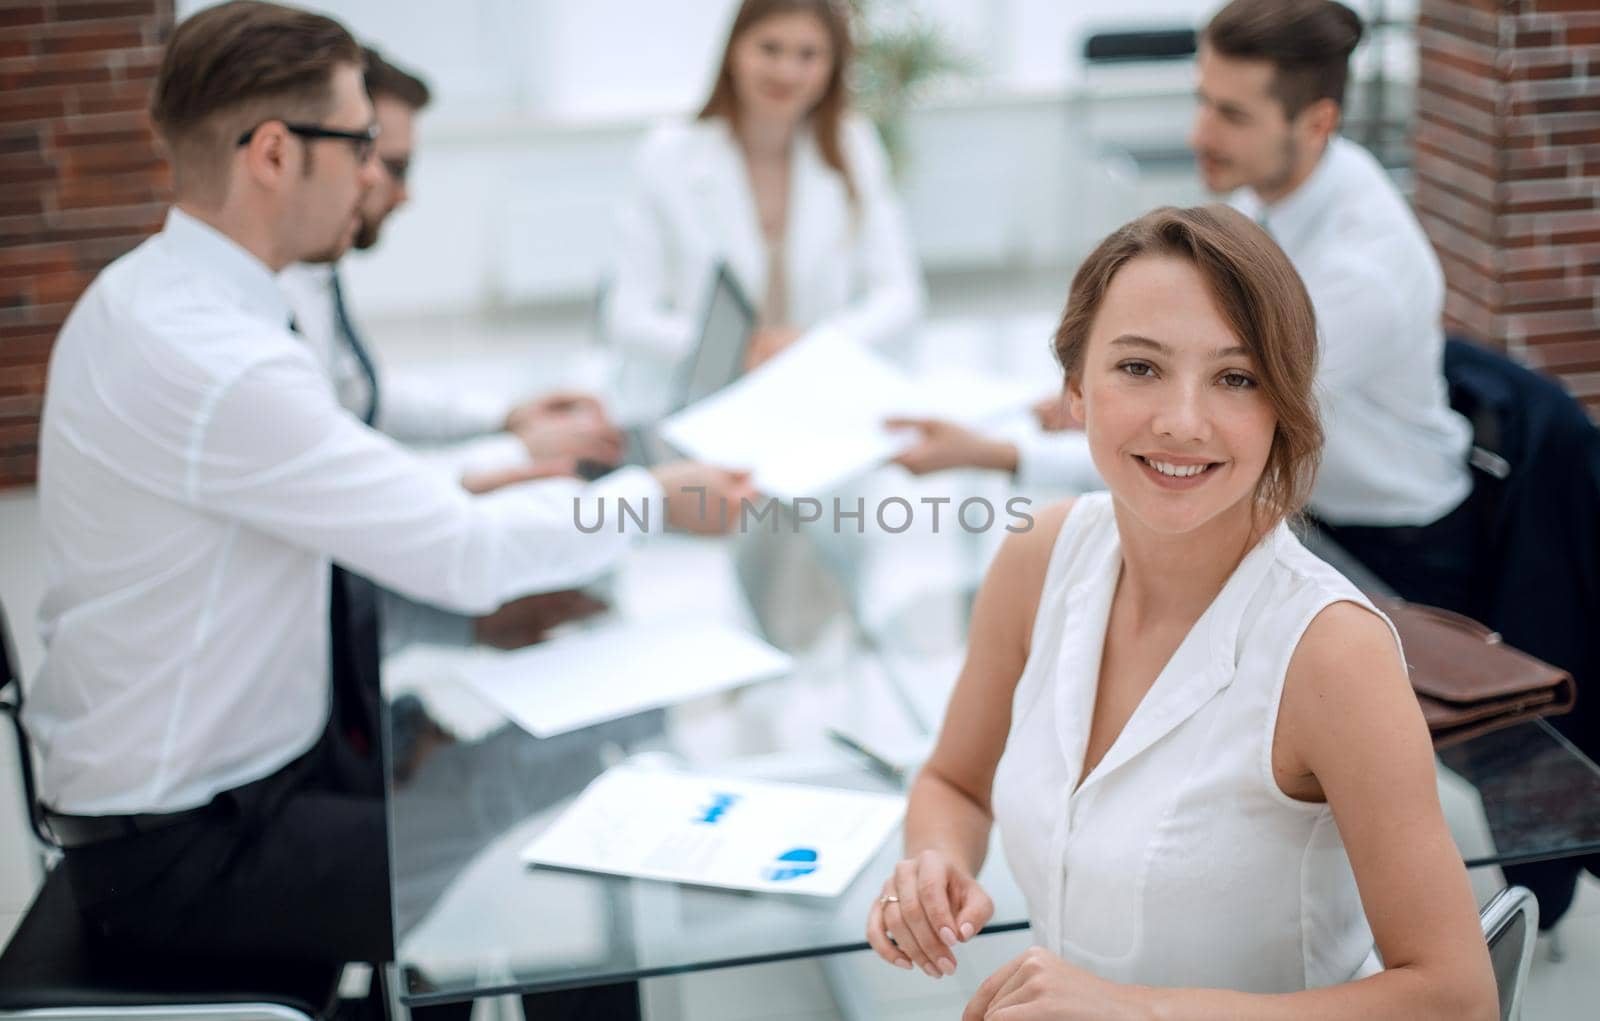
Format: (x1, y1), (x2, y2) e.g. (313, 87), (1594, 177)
(675, 263), (756, 411)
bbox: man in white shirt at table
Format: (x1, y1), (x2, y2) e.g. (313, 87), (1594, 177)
(27, 3), (748, 1017)
(278, 47), (625, 490)
(280, 46), (619, 653)
(895, 0), (1475, 608)
(1188, 0), (1473, 606)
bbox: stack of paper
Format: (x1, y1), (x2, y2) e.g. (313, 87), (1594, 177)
(659, 329), (1040, 498)
(450, 619), (793, 739)
(522, 766), (905, 898)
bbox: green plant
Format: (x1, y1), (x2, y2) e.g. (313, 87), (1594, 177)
(850, 0), (972, 176)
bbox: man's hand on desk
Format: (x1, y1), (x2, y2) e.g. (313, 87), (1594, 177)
(504, 391), (625, 467)
(651, 460), (759, 535)
(743, 325), (803, 371)
(473, 589), (609, 649)
(504, 389), (607, 426)
(887, 418), (1019, 476)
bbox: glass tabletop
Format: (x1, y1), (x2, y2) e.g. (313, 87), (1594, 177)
(382, 518), (1600, 1007)
(382, 635), (1028, 1007)
(381, 533), (1026, 1007)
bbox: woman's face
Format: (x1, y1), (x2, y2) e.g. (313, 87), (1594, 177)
(1068, 255), (1277, 538)
(729, 11), (835, 129)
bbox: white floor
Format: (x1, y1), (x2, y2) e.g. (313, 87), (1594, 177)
(4, 264), (1599, 1017)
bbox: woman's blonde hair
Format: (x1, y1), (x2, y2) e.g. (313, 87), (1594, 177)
(697, 0), (857, 204)
(1053, 205), (1323, 530)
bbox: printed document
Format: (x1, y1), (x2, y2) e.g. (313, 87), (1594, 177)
(522, 766), (905, 897)
(451, 619), (792, 738)
(658, 329), (1037, 498)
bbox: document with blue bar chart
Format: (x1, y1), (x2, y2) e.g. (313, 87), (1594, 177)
(520, 766), (905, 897)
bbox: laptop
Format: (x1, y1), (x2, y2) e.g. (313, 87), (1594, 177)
(592, 263), (756, 474)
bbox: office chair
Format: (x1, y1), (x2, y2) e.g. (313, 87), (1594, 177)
(0, 596), (342, 1021)
(1480, 885), (1538, 1021)
(1064, 27), (1200, 250)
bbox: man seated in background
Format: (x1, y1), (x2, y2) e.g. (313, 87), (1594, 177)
(893, 0), (1475, 615)
(1189, 0), (1474, 608)
(279, 47), (624, 491)
(27, 5), (748, 1018)
(280, 47), (619, 652)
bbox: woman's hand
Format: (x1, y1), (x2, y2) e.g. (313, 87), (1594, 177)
(865, 850), (994, 978)
(963, 947), (1145, 1021)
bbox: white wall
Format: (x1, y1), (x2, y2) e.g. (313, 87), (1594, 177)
(167, 0), (1417, 319)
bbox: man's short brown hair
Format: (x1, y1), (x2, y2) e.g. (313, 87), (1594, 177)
(1201, 0), (1364, 119)
(150, 0), (361, 199)
(362, 47), (431, 110)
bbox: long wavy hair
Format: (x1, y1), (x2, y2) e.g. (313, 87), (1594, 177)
(697, 0), (857, 203)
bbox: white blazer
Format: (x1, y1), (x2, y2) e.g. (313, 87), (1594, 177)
(603, 113), (925, 417)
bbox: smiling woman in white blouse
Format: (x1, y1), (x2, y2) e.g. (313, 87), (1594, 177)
(864, 205), (1497, 1020)
(602, 0), (924, 420)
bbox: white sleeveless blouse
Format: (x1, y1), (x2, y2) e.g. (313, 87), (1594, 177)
(991, 492), (1394, 993)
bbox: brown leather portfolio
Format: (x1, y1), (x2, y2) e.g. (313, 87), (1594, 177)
(1375, 597), (1577, 749)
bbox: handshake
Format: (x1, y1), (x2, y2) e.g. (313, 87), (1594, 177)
(456, 389), (760, 536)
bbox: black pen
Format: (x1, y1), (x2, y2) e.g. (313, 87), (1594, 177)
(826, 727), (907, 787)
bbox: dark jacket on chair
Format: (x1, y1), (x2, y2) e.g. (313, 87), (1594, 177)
(1444, 336), (1600, 756)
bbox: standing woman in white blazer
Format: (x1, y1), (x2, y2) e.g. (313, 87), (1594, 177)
(604, 0), (925, 420)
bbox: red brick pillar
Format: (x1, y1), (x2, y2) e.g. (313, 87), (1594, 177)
(1413, 0), (1600, 421)
(0, 0), (174, 489)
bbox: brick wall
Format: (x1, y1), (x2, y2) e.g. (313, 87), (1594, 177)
(1413, 0), (1600, 421)
(0, 0), (174, 489)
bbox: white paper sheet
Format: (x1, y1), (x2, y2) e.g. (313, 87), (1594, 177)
(658, 329), (1038, 499)
(521, 766), (905, 897)
(449, 619), (793, 738)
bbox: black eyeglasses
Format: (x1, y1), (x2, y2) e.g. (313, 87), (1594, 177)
(380, 156), (410, 185)
(236, 120), (380, 163)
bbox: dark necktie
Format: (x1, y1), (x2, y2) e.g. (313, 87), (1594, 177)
(289, 312), (384, 768)
(330, 267), (381, 427)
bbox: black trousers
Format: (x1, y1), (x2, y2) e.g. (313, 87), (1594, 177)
(1310, 490), (1479, 614)
(59, 718), (640, 1019)
(57, 565), (640, 1018)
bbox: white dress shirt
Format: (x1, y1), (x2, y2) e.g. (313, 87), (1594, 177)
(30, 208), (662, 815)
(604, 114), (925, 418)
(277, 261), (510, 444)
(1231, 137), (1472, 526)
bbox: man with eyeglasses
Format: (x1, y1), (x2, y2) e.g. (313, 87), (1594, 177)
(280, 48), (631, 655)
(280, 48), (626, 491)
(29, 4), (744, 1017)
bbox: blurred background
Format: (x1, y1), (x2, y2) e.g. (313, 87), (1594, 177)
(265, 0), (1415, 327)
(4, 1), (1599, 1016)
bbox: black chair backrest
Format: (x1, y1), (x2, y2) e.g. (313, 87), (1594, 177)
(1083, 28), (1197, 65)
(0, 596), (56, 848)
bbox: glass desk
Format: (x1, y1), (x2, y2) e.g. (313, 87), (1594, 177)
(383, 631), (1027, 1009)
(383, 530), (1600, 1010)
